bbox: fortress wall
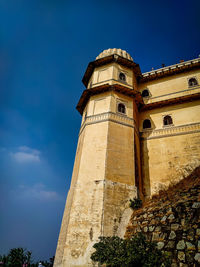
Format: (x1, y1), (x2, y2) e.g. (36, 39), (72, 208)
(55, 121), (109, 267)
(141, 131), (200, 197)
(138, 69), (200, 104)
(103, 119), (137, 237)
(139, 100), (200, 131)
(140, 100), (200, 198)
(54, 129), (86, 267)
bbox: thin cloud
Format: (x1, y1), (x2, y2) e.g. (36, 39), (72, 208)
(18, 183), (63, 202)
(10, 146), (41, 163)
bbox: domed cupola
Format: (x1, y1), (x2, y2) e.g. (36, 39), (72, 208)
(82, 48), (141, 91)
(96, 48), (133, 61)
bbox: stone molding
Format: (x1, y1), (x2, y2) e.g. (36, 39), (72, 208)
(79, 111), (135, 136)
(90, 78), (132, 89)
(146, 86), (200, 103)
(141, 122), (200, 140)
(141, 57), (200, 82)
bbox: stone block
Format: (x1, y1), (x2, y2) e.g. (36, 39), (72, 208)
(166, 241), (175, 249)
(177, 240), (186, 250)
(168, 214), (175, 221)
(178, 251), (185, 262)
(192, 202), (200, 208)
(157, 242), (165, 250)
(169, 231), (176, 240)
(149, 226), (155, 232)
(171, 223), (180, 231)
(186, 242), (195, 251)
(196, 229), (200, 235)
(194, 253), (200, 263)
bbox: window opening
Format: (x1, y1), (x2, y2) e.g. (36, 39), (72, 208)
(142, 89), (150, 97)
(163, 115), (173, 126)
(118, 103), (126, 114)
(143, 119), (151, 129)
(119, 72), (126, 82)
(188, 77), (198, 87)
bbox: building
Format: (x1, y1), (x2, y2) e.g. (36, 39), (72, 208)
(54, 49), (200, 267)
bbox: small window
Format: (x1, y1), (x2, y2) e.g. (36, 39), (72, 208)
(118, 103), (126, 114)
(188, 77), (198, 87)
(142, 89), (150, 97)
(163, 115), (173, 126)
(119, 72), (126, 82)
(143, 119), (151, 129)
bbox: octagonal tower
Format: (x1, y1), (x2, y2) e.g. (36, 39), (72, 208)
(54, 49), (143, 267)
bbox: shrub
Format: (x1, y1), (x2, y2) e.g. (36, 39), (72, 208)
(129, 197), (142, 210)
(91, 233), (171, 267)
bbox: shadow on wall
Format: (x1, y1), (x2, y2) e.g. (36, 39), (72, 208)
(140, 134), (151, 199)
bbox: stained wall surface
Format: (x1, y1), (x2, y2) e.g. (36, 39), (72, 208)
(139, 69), (200, 197)
(54, 54), (200, 266)
(87, 63), (133, 89)
(54, 91), (138, 267)
(139, 69), (200, 104)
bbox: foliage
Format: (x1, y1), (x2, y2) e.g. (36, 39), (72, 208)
(91, 233), (171, 267)
(129, 197), (142, 210)
(0, 248), (32, 267)
(0, 248), (54, 267)
(40, 256), (54, 267)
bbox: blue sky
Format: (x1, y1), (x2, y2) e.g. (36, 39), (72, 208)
(0, 0), (199, 261)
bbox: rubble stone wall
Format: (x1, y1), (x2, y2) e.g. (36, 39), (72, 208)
(125, 167), (200, 267)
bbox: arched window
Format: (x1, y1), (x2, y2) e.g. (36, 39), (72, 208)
(143, 119), (151, 129)
(118, 103), (126, 114)
(119, 72), (126, 82)
(188, 77), (198, 87)
(163, 115), (173, 126)
(142, 89), (150, 97)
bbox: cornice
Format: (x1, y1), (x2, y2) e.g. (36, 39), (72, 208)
(79, 111), (135, 136)
(140, 92), (200, 111)
(76, 84), (143, 115)
(140, 58), (200, 83)
(140, 122), (200, 140)
(82, 55), (141, 87)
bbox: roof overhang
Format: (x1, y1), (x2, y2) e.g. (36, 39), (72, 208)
(140, 92), (200, 111)
(82, 55), (142, 88)
(76, 84), (143, 115)
(140, 58), (200, 83)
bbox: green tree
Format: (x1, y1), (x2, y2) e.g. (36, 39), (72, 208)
(91, 233), (171, 267)
(40, 256), (54, 267)
(0, 248), (32, 267)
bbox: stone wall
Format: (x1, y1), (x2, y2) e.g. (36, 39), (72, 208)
(125, 167), (200, 267)
(140, 99), (200, 198)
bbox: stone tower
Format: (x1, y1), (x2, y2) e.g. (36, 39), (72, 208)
(54, 49), (143, 267)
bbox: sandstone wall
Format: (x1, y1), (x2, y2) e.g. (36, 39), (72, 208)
(140, 100), (200, 198)
(138, 69), (200, 104)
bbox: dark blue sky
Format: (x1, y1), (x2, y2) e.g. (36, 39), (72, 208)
(0, 0), (199, 261)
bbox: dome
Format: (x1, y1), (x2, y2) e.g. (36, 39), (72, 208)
(96, 48), (133, 61)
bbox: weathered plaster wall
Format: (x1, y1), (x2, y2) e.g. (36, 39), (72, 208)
(87, 63), (133, 89)
(139, 100), (200, 198)
(139, 100), (200, 131)
(55, 54), (200, 266)
(138, 69), (200, 104)
(54, 91), (138, 267)
(141, 131), (200, 197)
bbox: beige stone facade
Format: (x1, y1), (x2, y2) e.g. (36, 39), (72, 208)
(54, 49), (200, 267)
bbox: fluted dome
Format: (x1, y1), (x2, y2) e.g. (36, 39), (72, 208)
(96, 48), (133, 61)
